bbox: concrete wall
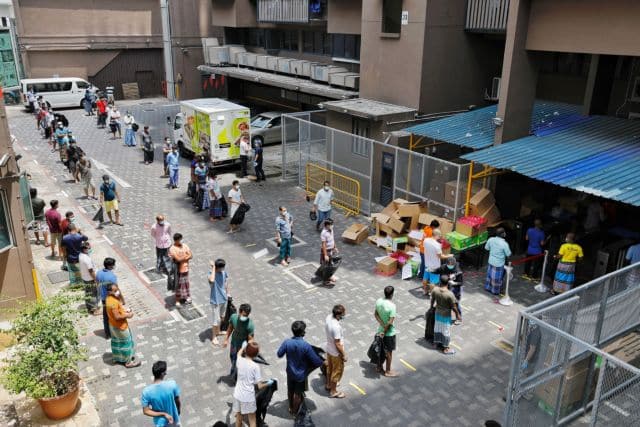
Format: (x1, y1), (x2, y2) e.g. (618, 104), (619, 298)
(26, 50), (119, 80)
(211, 0), (257, 28)
(328, 0), (362, 34)
(527, 0), (640, 56)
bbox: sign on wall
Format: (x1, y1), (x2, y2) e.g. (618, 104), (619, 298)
(401, 11), (409, 25)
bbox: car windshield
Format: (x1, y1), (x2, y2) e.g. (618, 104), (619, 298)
(251, 115), (271, 129)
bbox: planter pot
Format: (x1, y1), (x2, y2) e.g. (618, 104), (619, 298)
(37, 374), (80, 420)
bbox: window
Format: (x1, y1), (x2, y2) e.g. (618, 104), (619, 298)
(270, 117), (281, 127)
(351, 137), (370, 157)
(0, 190), (13, 253)
(76, 81), (89, 89)
(351, 119), (371, 157)
(331, 34), (361, 60)
(382, 0), (403, 34)
(265, 30), (299, 51)
(303, 31), (331, 55)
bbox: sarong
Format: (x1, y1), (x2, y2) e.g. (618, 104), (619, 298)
(433, 312), (452, 347)
(484, 264), (505, 295)
(176, 272), (191, 300)
(210, 198), (223, 218)
(68, 262), (83, 287)
(109, 326), (135, 363)
(553, 261), (576, 293)
(83, 279), (99, 312)
(202, 189), (210, 210)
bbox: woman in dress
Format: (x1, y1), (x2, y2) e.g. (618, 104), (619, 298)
(105, 283), (141, 368)
(208, 171), (222, 221)
(552, 233), (584, 294)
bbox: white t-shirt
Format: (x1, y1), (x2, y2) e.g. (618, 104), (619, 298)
(79, 253), (95, 281)
(240, 140), (251, 156)
(228, 188), (242, 204)
(325, 314), (343, 357)
(423, 237), (443, 271)
(321, 229), (335, 250)
(314, 189), (334, 212)
(233, 355), (261, 403)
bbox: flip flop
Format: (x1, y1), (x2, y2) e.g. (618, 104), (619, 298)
(443, 349), (456, 356)
(330, 392), (346, 398)
(125, 360), (141, 368)
(384, 371), (398, 377)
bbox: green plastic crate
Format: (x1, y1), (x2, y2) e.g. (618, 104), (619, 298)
(446, 231), (475, 251)
(474, 231), (489, 245)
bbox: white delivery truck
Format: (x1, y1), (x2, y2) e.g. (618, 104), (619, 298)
(172, 98), (251, 167)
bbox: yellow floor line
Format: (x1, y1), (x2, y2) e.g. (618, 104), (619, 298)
(245, 243), (256, 247)
(399, 358), (416, 371)
(488, 320), (505, 331)
(450, 342), (462, 351)
(349, 382), (366, 395)
(305, 287), (318, 293)
(461, 304), (473, 311)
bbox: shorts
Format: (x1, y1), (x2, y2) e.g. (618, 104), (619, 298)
(287, 376), (307, 395)
(383, 335), (396, 352)
(104, 199), (119, 212)
(33, 220), (48, 232)
(210, 303), (226, 325)
(326, 354), (344, 384)
(423, 270), (440, 284)
(50, 232), (62, 247)
(232, 397), (256, 415)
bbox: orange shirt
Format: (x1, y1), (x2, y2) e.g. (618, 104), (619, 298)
(106, 295), (128, 330)
(169, 243), (192, 273)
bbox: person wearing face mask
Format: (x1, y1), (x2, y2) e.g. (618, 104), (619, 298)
(223, 303), (255, 378)
(61, 222), (88, 287)
(435, 256), (464, 324)
(150, 215), (173, 274)
(312, 181), (334, 231)
(275, 206), (294, 266)
(96, 257), (118, 339)
(79, 241), (100, 315)
(167, 145), (180, 189)
(319, 219), (339, 285)
(168, 233), (193, 306)
(208, 171), (224, 221)
(239, 132), (251, 177)
(552, 232), (584, 295)
(100, 174), (123, 226)
(142, 126), (154, 165)
(105, 283), (141, 368)
(228, 180), (246, 233)
(484, 228), (512, 296)
(324, 304), (347, 398)
(162, 137), (172, 175)
(431, 274), (461, 355)
(194, 159), (208, 211)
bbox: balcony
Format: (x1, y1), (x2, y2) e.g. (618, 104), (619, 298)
(257, 0), (326, 23)
(465, 0), (509, 33)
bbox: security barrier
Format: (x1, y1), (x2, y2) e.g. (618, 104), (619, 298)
(306, 163), (361, 217)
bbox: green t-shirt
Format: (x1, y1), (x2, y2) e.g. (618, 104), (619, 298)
(230, 313), (255, 348)
(375, 298), (396, 336)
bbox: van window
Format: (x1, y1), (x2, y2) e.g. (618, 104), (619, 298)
(76, 81), (89, 89)
(31, 82), (73, 93)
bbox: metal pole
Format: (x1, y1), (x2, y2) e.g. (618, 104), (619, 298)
(368, 139), (374, 216)
(504, 313), (526, 426)
(160, 0), (176, 100)
(465, 161), (474, 216)
(453, 164), (462, 223)
(392, 147), (398, 199)
(589, 358), (607, 427)
(535, 250), (550, 293)
(500, 263), (514, 306)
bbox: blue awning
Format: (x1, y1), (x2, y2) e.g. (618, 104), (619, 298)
(404, 101), (581, 150)
(462, 115), (640, 206)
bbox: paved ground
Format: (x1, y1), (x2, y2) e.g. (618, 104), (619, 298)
(8, 100), (551, 427)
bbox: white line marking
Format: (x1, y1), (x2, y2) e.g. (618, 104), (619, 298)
(253, 248), (269, 259)
(138, 271), (150, 284)
(169, 310), (181, 322)
(91, 158), (131, 188)
(103, 235), (113, 246)
(78, 206), (86, 214)
(60, 190), (68, 198)
(33, 159), (38, 164)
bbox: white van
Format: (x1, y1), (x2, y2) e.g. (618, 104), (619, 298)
(20, 77), (92, 109)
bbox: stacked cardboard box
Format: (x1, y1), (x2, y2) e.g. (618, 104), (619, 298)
(445, 180), (482, 207)
(342, 223), (369, 244)
(468, 188), (501, 225)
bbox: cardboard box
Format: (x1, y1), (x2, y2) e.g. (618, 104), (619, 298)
(392, 236), (408, 251)
(469, 188), (496, 216)
(602, 331), (640, 366)
(342, 223), (369, 244)
(376, 257), (397, 275)
(418, 213), (454, 235)
(377, 222), (398, 238)
(455, 220), (487, 237)
(387, 215), (407, 234)
(407, 229), (424, 248)
(397, 202), (421, 218)
(480, 204), (501, 225)
(428, 182), (445, 201)
(444, 180), (481, 207)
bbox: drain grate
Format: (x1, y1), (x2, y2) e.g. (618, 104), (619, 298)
(176, 305), (204, 322)
(288, 263), (320, 284)
(47, 270), (69, 284)
(141, 268), (166, 283)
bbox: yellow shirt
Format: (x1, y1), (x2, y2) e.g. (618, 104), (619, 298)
(559, 243), (583, 263)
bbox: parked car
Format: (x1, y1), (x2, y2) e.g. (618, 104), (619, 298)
(250, 112), (284, 146)
(20, 77), (94, 109)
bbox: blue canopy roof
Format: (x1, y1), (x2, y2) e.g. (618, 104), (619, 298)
(462, 115), (640, 206)
(404, 101), (581, 150)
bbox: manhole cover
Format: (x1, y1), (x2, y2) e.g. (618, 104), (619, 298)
(288, 263), (320, 284)
(176, 305), (204, 322)
(266, 235), (306, 249)
(142, 269), (165, 283)
(47, 271), (69, 284)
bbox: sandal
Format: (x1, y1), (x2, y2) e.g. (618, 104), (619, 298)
(125, 360), (141, 368)
(443, 348), (456, 355)
(330, 392), (346, 398)
(384, 371), (398, 377)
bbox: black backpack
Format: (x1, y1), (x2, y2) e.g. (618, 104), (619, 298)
(131, 122), (139, 132)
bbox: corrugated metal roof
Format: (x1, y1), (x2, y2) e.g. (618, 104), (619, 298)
(404, 101), (581, 150)
(462, 116), (640, 206)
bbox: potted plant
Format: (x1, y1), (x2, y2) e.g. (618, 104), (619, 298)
(1, 294), (86, 420)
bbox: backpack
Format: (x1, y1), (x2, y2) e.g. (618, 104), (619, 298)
(131, 122), (139, 132)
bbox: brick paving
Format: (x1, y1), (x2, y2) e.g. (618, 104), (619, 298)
(8, 101), (552, 427)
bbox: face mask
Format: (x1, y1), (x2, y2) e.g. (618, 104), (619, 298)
(158, 221), (164, 226)
(324, 186), (330, 191)
(114, 290), (120, 297)
(69, 218), (75, 223)
(447, 265), (454, 270)
(88, 249), (93, 255)
(239, 316), (248, 321)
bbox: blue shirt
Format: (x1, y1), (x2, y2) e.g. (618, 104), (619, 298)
(61, 233), (88, 263)
(167, 152), (179, 170)
(485, 236), (512, 267)
(526, 227), (545, 255)
(141, 380), (181, 427)
(275, 213), (293, 239)
(626, 243), (640, 264)
(100, 181), (117, 201)
(55, 127), (68, 143)
(209, 270), (228, 305)
(96, 268), (117, 301)
(276, 337), (324, 382)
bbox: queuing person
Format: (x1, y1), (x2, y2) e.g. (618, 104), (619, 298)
(141, 361), (181, 427)
(26, 87), (36, 112)
(83, 87), (95, 116)
(79, 241), (100, 315)
(313, 181), (334, 231)
(277, 320), (324, 415)
(109, 106), (122, 139)
(194, 159), (208, 211)
(253, 139), (265, 182)
(320, 219), (338, 285)
(61, 223), (88, 287)
(96, 97), (108, 129)
(223, 303), (255, 377)
(435, 257), (464, 323)
(167, 145), (180, 189)
(325, 304), (347, 399)
(227, 180), (245, 233)
(54, 121), (68, 155)
(233, 342), (272, 427)
(275, 206), (294, 266)
(142, 126), (154, 165)
(168, 233), (193, 306)
(625, 241), (640, 288)
(484, 228), (512, 296)
(96, 257), (118, 339)
(239, 132), (251, 177)
(422, 229), (453, 296)
(78, 157), (96, 199)
(431, 274), (461, 355)
(99, 175), (123, 226)
(123, 111), (137, 147)
(162, 137), (172, 176)
(66, 138), (83, 181)
(150, 215), (172, 275)
(30, 188), (49, 247)
(208, 259), (229, 346)
(374, 286), (397, 377)
(418, 219), (440, 281)
(208, 171), (223, 221)
(552, 233), (584, 294)
(105, 283), (141, 368)
(59, 211), (75, 270)
(524, 219), (547, 279)
(45, 199), (62, 259)
(105, 83), (115, 104)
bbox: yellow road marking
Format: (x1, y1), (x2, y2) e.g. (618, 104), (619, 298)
(245, 243), (257, 247)
(305, 287), (318, 293)
(488, 320), (505, 330)
(450, 342), (462, 351)
(349, 382), (366, 395)
(399, 358), (416, 371)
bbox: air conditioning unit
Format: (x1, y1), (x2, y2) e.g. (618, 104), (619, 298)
(277, 58), (294, 74)
(256, 55), (271, 70)
(344, 73), (360, 90)
(201, 38), (219, 48)
(227, 45), (247, 65)
(266, 56), (279, 71)
(485, 77), (501, 101)
(290, 60), (309, 77)
(328, 72), (360, 90)
(301, 61), (317, 77)
(245, 53), (258, 68)
(206, 46), (229, 65)
(311, 65), (348, 83)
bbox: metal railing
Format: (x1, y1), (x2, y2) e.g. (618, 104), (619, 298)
(281, 112), (471, 220)
(505, 263), (640, 426)
(465, 0), (509, 33)
(258, 0), (309, 23)
(306, 163), (361, 217)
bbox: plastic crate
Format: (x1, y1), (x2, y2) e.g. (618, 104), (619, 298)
(446, 231), (475, 251)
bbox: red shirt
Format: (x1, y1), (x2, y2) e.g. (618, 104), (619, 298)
(60, 218), (71, 236)
(45, 208), (62, 233)
(97, 99), (107, 114)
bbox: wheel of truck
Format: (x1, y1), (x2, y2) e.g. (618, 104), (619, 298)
(252, 136), (264, 148)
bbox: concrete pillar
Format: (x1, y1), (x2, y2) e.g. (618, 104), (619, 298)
(494, 0), (538, 145)
(583, 54), (617, 115)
